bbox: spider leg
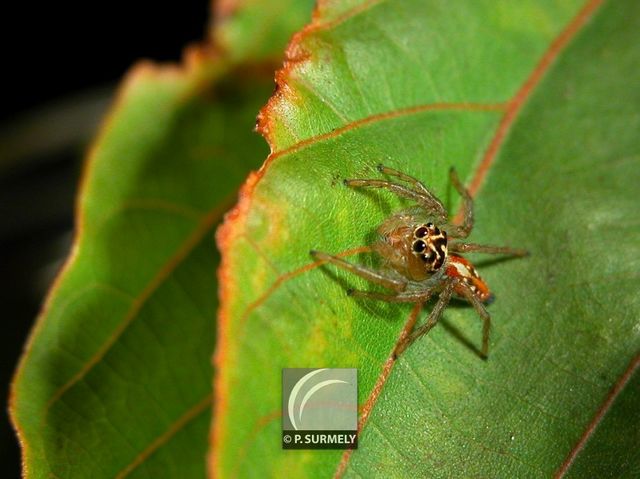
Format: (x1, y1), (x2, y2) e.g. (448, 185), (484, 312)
(310, 250), (407, 293)
(447, 167), (474, 238)
(376, 164), (447, 211)
(395, 280), (455, 356)
(345, 178), (445, 216)
(345, 167), (448, 221)
(454, 278), (491, 359)
(347, 288), (434, 303)
(449, 242), (529, 257)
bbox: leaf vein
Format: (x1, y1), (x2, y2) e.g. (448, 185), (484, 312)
(42, 200), (229, 418)
(271, 102), (506, 160)
(115, 393), (212, 478)
(554, 352), (640, 478)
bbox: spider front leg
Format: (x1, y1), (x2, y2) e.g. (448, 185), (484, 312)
(449, 242), (529, 257)
(394, 280), (455, 357)
(310, 250), (407, 293)
(345, 165), (448, 222)
(447, 167), (474, 239)
(347, 288), (435, 303)
(376, 164), (447, 214)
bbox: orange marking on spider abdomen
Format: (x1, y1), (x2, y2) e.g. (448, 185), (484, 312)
(446, 255), (492, 302)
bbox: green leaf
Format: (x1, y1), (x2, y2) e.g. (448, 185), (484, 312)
(9, 1), (314, 477)
(213, 0), (318, 62)
(215, 0), (640, 477)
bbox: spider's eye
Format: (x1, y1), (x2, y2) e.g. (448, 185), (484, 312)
(414, 226), (428, 238)
(426, 222), (434, 229)
(413, 240), (426, 253)
(422, 252), (434, 262)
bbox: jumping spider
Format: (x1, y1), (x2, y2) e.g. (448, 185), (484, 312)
(310, 165), (528, 359)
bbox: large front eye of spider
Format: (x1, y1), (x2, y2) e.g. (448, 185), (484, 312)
(412, 239), (426, 253)
(414, 226), (429, 238)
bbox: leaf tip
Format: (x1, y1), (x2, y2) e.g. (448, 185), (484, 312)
(255, 7), (321, 150)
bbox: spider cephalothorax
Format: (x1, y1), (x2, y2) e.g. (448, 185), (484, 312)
(311, 164), (527, 359)
(372, 217), (449, 282)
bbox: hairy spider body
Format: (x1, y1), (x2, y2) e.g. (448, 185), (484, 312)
(311, 164), (527, 359)
(374, 215), (448, 281)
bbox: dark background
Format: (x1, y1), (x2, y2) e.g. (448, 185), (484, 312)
(1, 2), (209, 475)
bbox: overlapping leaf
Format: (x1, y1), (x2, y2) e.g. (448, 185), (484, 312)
(215, 0), (640, 477)
(9, 1), (314, 477)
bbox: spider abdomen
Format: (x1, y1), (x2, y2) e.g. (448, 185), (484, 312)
(446, 255), (493, 303)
